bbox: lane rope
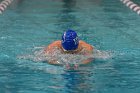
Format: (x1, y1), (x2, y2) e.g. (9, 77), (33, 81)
(0, 0), (13, 14)
(120, 0), (140, 15)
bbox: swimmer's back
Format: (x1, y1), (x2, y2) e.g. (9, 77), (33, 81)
(45, 40), (93, 54)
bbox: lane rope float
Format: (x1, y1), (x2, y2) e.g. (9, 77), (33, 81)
(0, 0), (13, 14)
(1, 0), (140, 15)
(120, 0), (140, 15)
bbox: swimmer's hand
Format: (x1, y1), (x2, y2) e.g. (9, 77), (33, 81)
(65, 64), (79, 70)
(48, 60), (63, 66)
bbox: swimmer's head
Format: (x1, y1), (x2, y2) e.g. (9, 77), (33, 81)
(61, 29), (79, 51)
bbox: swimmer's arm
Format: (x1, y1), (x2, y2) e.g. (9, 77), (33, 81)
(81, 47), (94, 65)
(81, 58), (93, 65)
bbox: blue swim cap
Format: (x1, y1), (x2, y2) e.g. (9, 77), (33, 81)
(62, 30), (79, 51)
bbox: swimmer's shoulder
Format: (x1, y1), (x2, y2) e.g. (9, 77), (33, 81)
(45, 40), (61, 51)
(51, 40), (61, 44)
(48, 40), (61, 47)
(79, 40), (94, 51)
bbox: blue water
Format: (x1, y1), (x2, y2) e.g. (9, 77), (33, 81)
(0, 0), (140, 93)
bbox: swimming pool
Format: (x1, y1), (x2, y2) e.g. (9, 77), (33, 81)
(0, 0), (140, 93)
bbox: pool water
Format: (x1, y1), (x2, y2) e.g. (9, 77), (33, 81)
(0, 0), (140, 93)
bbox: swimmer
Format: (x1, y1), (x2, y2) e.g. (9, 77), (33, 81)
(44, 29), (94, 68)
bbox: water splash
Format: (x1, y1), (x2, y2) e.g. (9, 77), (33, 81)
(17, 47), (112, 65)
(93, 49), (112, 59)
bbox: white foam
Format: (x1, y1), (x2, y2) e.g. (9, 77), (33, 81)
(17, 48), (112, 65)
